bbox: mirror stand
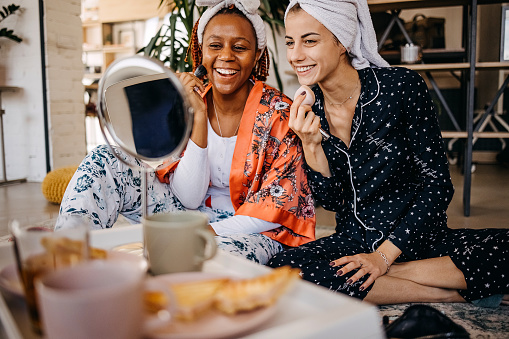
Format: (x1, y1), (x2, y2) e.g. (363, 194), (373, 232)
(96, 55), (193, 222)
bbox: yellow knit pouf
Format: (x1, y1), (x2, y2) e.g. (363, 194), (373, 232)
(41, 166), (79, 204)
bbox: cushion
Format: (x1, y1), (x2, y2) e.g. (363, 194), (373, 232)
(41, 166), (78, 204)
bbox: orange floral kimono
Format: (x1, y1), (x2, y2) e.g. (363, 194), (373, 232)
(156, 80), (315, 247)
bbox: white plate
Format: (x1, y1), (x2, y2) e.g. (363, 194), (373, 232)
(106, 249), (148, 272)
(146, 272), (278, 339)
(111, 242), (144, 257)
(0, 250), (147, 298)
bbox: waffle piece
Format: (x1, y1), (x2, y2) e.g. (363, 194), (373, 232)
(214, 266), (301, 315)
(170, 278), (230, 321)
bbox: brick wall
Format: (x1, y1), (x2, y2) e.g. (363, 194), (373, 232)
(0, 0), (85, 182)
(44, 0), (87, 170)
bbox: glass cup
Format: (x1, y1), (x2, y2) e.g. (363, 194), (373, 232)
(9, 216), (89, 335)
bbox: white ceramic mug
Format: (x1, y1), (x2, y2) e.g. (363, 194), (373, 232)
(143, 211), (217, 275)
(35, 261), (172, 339)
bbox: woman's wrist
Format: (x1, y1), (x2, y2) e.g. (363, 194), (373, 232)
(375, 240), (402, 271)
(375, 250), (390, 273)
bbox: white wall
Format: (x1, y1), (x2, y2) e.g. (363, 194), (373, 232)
(0, 0), (85, 183)
(0, 0), (46, 182)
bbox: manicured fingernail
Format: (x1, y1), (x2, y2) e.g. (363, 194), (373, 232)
(301, 91), (306, 96)
(359, 286), (365, 291)
(329, 262), (336, 267)
(346, 279), (353, 285)
(335, 270), (343, 277)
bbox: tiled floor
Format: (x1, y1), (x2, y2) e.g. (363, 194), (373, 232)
(0, 163), (508, 238)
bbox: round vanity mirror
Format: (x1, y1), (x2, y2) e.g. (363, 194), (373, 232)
(97, 55), (193, 167)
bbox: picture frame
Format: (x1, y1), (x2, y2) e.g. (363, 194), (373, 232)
(500, 5), (509, 62)
(119, 30), (134, 47)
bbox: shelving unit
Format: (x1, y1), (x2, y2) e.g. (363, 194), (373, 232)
(81, 0), (170, 87)
(82, 20), (137, 81)
(368, 0), (508, 216)
(81, 0), (170, 151)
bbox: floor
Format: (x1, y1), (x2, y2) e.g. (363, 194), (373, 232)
(0, 163), (508, 238)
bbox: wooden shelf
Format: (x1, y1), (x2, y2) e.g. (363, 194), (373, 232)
(83, 46), (102, 53)
(102, 45), (134, 53)
(368, 0), (506, 12)
(442, 131), (509, 138)
(82, 21), (101, 27)
(85, 83), (99, 90)
(98, 0), (170, 22)
(83, 73), (102, 80)
(476, 62), (509, 69)
(394, 63), (470, 71)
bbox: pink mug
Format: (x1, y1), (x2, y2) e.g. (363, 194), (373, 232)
(36, 260), (172, 339)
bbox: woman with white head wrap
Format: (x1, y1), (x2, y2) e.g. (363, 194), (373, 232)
(57, 0), (316, 265)
(268, 0), (509, 312)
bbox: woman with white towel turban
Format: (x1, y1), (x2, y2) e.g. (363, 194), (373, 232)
(57, 0), (316, 264)
(268, 0), (509, 307)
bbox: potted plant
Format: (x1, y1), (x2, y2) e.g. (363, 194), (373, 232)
(139, 0), (287, 90)
(0, 4), (23, 45)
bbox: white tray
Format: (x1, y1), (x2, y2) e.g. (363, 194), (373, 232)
(0, 225), (385, 339)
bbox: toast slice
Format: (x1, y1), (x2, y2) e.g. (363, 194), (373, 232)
(214, 266), (301, 315)
(40, 236), (107, 261)
(170, 278), (230, 321)
(144, 290), (170, 314)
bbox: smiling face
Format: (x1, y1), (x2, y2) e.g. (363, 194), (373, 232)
(201, 13), (260, 96)
(285, 9), (347, 86)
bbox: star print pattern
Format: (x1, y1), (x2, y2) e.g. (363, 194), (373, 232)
(268, 67), (509, 302)
(427, 228), (509, 301)
(309, 67), (454, 255)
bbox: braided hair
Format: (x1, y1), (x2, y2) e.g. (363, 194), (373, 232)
(187, 6), (270, 82)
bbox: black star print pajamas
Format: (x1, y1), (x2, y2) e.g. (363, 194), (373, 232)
(268, 67), (509, 301)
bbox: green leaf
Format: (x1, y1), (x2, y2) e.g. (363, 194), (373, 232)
(0, 27), (22, 43)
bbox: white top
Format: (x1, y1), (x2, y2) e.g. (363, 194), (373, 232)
(169, 120), (280, 235)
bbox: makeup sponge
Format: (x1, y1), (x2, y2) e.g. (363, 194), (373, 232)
(294, 85), (315, 106)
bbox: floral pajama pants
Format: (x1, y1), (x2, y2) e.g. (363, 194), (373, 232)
(56, 145), (282, 264)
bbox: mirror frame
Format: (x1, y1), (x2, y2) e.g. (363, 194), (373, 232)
(97, 55), (194, 166)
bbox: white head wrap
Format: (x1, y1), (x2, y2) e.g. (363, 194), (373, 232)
(196, 0), (267, 55)
(285, 0), (389, 69)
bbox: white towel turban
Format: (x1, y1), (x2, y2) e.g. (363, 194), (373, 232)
(196, 0), (267, 55)
(285, 0), (389, 69)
